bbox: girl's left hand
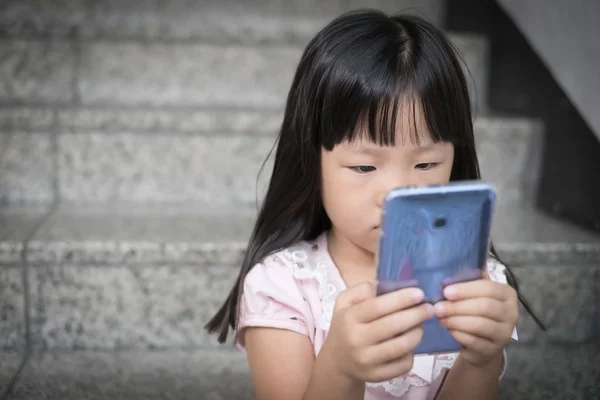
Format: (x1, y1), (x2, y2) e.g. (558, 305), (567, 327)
(433, 271), (519, 367)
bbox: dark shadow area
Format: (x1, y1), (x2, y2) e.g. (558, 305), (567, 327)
(446, 0), (600, 234)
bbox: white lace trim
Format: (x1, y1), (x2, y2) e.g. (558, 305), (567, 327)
(433, 353), (459, 379)
(366, 375), (426, 397)
(275, 248), (337, 327)
(271, 243), (459, 398)
(367, 353), (458, 396)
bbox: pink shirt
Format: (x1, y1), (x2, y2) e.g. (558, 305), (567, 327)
(237, 232), (518, 399)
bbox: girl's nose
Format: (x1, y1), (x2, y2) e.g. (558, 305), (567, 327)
(377, 177), (416, 207)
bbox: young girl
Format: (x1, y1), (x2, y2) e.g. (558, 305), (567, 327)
(206, 9), (538, 400)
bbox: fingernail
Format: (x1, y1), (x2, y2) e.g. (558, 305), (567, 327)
(413, 289), (425, 302)
(425, 303), (435, 316)
(434, 303), (445, 317)
(444, 286), (456, 298)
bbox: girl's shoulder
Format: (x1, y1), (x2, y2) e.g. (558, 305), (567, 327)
(246, 234), (328, 283)
(237, 235), (327, 346)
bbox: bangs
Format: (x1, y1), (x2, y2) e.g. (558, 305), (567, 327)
(320, 84), (443, 150)
(313, 13), (472, 152)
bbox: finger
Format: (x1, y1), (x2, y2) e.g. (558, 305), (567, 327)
(438, 316), (504, 342)
(447, 330), (498, 356)
(366, 354), (415, 383)
(354, 287), (425, 322)
(434, 298), (505, 322)
(335, 281), (376, 310)
(366, 326), (424, 365)
(443, 279), (511, 302)
(367, 303), (434, 343)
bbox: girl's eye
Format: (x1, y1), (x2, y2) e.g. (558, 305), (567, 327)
(415, 163), (440, 171)
(351, 165), (376, 173)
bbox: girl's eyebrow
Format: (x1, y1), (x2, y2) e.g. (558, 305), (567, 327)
(413, 143), (439, 151)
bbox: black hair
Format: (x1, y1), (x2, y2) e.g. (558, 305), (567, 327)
(205, 9), (545, 343)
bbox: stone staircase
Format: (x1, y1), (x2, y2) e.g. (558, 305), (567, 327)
(1, 1), (599, 399)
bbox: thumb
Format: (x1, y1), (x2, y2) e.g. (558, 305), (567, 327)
(334, 281), (376, 310)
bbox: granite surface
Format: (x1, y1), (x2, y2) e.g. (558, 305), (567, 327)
(500, 339), (600, 400)
(0, 40), (74, 104)
(0, 108), (54, 132)
(57, 133), (274, 205)
(55, 108), (284, 135)
(28, 263), (239, 350)
(475, 117), (543, 205)
(0, 105), (283, 135)
(475, 117), (544, 205)
(78, 43), (300, 108)
(29, 204), (256, 244)
(27, 204), (252, 265)
(511, 264), (600, 344)
(491, 205), (600, 265)
(0, 106), (277, 136)
(0, 207), (49, 351)
(0, 0), (444, 42)
(0, 352), (24, 397)
(7, 349), (254, 400)
(0, 132), (55, 204)
(449, 34), (489, 113)
(0, 266), (26, 350)
(26, 204), (255, 265)
(0, 0), (87, 38)
(0, 206), (50, 264)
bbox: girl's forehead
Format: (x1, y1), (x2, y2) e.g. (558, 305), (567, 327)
(341, 132), (437, 150)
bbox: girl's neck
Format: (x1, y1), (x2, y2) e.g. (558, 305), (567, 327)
(326, 229), (376, 287)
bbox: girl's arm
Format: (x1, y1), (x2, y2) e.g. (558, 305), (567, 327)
(244, 327), (364, 400)
(435, 351), (503, 400)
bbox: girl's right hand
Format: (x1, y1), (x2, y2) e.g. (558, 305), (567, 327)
(323, 282), (434, 383)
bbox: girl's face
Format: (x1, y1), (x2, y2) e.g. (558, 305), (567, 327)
(321, 111), (455, 256)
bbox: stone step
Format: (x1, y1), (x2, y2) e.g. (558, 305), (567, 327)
(1, 204), (599, 351)
(0, 206), (51, 356)
(499, 340), (600, 400)
(6, 349), (253, 400)
(0, 33), (486, 112)
(0, 0), (446, 42)
(4, 339), (600, 399)
(1, 109), (540, 206)
(0, 353), (23, 397)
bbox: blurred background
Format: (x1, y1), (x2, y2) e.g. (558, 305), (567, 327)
(1, 0), (599, 399)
